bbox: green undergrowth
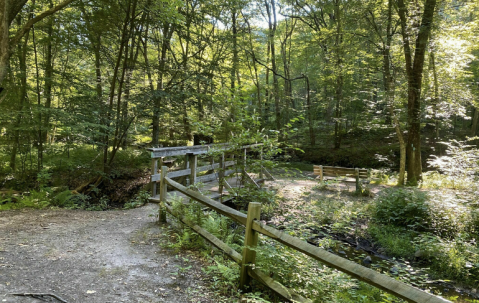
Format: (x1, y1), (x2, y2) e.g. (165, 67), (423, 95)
(164, 194), (411, 303)
(0, 182), (150, 212)
(1, 144), (150, 190)
(369, 188), (479, 287)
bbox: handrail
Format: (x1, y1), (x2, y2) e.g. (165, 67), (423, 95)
(251, 221), (450, 303)
(149, 143), (263, 158)
(164, 177), (247, 225)
(159, 172), (450, 303)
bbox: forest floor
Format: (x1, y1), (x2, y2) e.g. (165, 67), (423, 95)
(1, 169), (476, 303)
(0, 204), (225, 303)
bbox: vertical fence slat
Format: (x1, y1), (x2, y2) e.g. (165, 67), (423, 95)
(219, 153), (225, 195)
(355, 168), (360, 193)
(189, 153), (197, 185)
(151, 159), (158, 197)
(159, 166), (168, 223)
(239, 202), (261, 291)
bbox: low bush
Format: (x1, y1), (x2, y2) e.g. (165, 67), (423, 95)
(372, 188), (429, 230)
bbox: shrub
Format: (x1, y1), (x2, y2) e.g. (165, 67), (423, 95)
(51, 190), (74, 207)
(372, 188), (429, 230)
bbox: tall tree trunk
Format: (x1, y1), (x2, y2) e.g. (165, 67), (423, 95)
(397, 0), (437, 185)
(305, 75), (315, 146)
(104, 0), (132, 172)
(333, 0), (343, 149)
(152, 22), (174, 146)
(265, 0), (281, 137)
(281, 18), (295, 140)
(32, 24), (43, 169)
(10, 16), (31, 171)
(42, 0), (54, 143)
(429, 52), (440, 144)
(0, 0), (9, 93)
(381, 0), (405, 185)
(472, 107), (479, 137)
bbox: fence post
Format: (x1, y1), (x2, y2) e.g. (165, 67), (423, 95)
(185, 154), (190, 186)
(151, 158), (158, 197)
(189, 153), (197, 185)
(319, 165), (323, 182)
(159, 166), (168, 223)
(219, 153), (225, 195)
(239, 202), (262, 291)
(355, 168), (361, 193)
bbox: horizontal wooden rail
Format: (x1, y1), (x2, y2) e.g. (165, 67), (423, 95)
(164, 203), (242, 264)
(149, 143), (263, 158)
(251, 221), (450, 303)
(151, 161), (237, 182)
(248, 268), (311, 303)
(196, 160), (236, 173)
(164, 177), (247, 225)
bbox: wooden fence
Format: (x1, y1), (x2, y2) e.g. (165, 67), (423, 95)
(155, 166), (451, 303)
(149, 144), (272, 202)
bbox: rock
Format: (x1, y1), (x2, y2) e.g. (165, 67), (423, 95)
(339, 250), (346, 255)
(389, 266), (399, 274)
(362, 256), (372, 266)
(414, 250), (425, 258)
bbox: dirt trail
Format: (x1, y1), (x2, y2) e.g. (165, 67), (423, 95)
(0, 204), (215, 303)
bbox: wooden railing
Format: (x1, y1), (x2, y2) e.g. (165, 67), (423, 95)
(150, 143), (272, 201)
(156, 166), (451, 303)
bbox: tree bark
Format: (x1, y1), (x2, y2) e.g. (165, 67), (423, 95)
(397, 0), (437, 185)
(10, 15), (31, 171)
(472, 107), (479, 137)
(42, 0), (54, 143)
(333, 0), (343, 149)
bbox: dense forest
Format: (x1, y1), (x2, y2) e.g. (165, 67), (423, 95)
(0, 0), (477, 186)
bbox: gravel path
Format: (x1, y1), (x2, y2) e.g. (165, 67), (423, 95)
(0, 204), (216, 303)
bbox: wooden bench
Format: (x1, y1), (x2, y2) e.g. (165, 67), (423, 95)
(313, 165), (370, 192)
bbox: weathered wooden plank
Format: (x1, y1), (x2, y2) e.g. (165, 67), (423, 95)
(189, 161), (236, 174)
(322, 168), (367, 174)
(248, 268), (312, 303)
(314, 165), (367, 173)
(261, 167), (275, 181)
(189, 154), (197, 184)
(244, 170), (260, 188)
(197, 162), (220, 173)
(149, 143), (263, 158)
(197, 173), (218, 183)
(251, 221), (451, 303)
(320, 173), (369, 179)
(164, 203), (242, 264)
(196, 169), (239, 183)
(151, 159), (158, 197)
(159, 166), (168, 223)
(164, 177), (247, 225)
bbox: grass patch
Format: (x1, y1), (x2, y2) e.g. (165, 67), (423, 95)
(368, 224), (416, 258)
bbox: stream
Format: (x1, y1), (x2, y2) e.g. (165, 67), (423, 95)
(305, 228), (478, 303)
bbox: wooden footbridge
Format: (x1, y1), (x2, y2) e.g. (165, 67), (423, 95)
(148, 143), (450, 303)
(148, 143), (274, 204)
